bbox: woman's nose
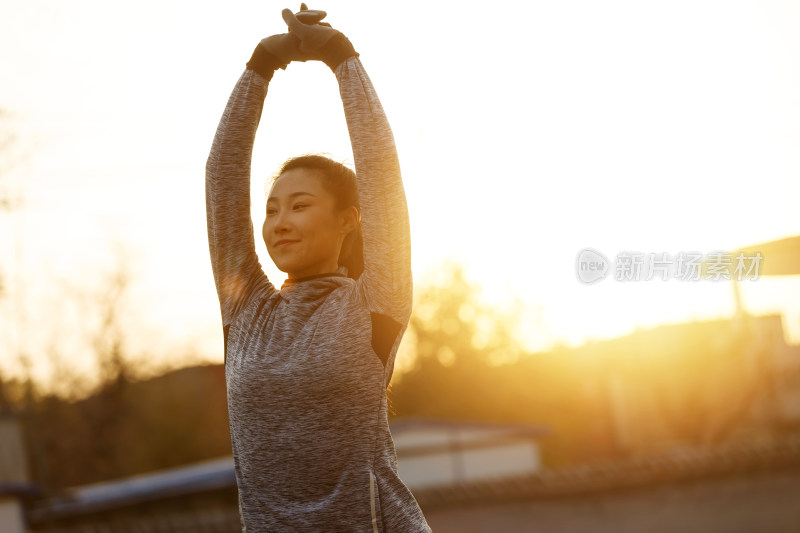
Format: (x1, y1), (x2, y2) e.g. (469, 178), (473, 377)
(272, 209), (290, 232)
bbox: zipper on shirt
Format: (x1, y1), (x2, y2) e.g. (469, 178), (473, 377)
(238, 493), (247, 532)
(369, 467), (381, 533)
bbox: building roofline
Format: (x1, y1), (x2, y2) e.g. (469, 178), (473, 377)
(388, 416), (551, 437)
(0, 482), (43, 500)
(414, 432), (800, 509)
(27, 457), (235, 523)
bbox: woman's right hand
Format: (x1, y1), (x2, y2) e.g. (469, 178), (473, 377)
(259, 32), (308, 65)
(259, 5), (345, 65)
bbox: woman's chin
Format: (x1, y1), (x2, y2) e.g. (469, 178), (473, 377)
(267, 255), (289, 274)
(273, 258), (308, 276)
(274, 261), (294, 274)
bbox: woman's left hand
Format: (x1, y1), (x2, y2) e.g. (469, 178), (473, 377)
(278, 5), (341, 62)
(259, 5), (339, 64)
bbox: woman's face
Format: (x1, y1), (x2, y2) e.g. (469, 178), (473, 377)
(263, 168), (355, 279)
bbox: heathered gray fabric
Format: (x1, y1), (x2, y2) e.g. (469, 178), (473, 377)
(205, 53), (432, 532)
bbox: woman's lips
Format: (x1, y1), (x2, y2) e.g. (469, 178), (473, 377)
(275, 239), (299, 248)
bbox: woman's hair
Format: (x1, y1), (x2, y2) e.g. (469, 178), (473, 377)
(273, 154), (364, 280)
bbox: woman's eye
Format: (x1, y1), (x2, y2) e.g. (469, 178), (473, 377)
(293, 204), (308, 210)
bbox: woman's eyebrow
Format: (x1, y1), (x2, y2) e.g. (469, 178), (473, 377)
(267, 191), (317, 203)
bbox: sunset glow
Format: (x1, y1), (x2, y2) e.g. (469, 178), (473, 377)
(1, 0), (799, 393)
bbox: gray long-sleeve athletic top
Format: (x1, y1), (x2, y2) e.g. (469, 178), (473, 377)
(205, 40), (432, 532)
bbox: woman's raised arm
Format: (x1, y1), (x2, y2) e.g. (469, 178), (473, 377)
(335, 57), (412, 326)
(205, 43), (293, 326)
(282, 9), (413, 379)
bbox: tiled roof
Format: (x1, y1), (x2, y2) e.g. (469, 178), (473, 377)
(28, 423), (800, 520)
(413, 432), (800, 509)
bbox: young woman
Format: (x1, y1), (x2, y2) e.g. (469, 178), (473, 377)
(205, 6), (432, 532)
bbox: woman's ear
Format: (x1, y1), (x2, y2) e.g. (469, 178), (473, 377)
(340, 205), (359, 234)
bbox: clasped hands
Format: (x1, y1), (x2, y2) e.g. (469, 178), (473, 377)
(260, 3), (341, 65)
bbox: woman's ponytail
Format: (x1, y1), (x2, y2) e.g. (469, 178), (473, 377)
(338, 217), (364, 280)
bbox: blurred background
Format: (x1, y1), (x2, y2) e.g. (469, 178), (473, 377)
(1, 0), (799, 532)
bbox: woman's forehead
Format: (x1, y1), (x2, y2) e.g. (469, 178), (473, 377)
(269, 168), (328, 200)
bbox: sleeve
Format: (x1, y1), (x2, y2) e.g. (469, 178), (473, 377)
(333, 52), (414, 370)
(205, 45), (286, 327)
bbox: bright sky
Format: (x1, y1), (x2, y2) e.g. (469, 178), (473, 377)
(1, 0), (799, 390)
